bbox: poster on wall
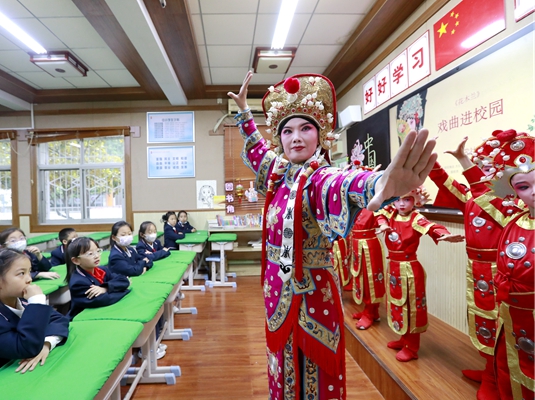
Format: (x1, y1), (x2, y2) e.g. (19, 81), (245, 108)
(196, 180), (217, 209)
(346, 107), (391, 170)
(147, 146), (195, 179)
(389, 29), (535, 202)
(147, 111), (195, 143)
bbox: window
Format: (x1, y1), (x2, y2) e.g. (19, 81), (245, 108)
(0, 139), (12, 224)
(38, 136), (125, 223)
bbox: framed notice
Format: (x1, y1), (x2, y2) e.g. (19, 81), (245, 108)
(147, 146), (195, 179)
(147, 111), (195, 143)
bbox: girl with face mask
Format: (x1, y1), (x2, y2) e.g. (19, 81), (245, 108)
(108, 221), (153, 277)
(135, 221), (170, 262)
(0, 227), (59, 281)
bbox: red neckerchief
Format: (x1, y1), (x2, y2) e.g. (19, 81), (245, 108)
(144, 239), (156, 253)
(89, 267), (106, 284)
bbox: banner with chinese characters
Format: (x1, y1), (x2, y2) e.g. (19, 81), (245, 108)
(389, 30), (534, 202)
(364, 32), (430, 114)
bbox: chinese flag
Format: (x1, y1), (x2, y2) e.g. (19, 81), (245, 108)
(433, 0), (505, 70)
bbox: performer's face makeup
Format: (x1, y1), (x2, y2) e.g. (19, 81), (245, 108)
(394, 196), (415, 216)
(280, 118), (319, 164)
(511, 170), (535, 214)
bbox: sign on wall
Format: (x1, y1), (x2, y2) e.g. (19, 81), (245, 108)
(147, 146), (195, 178)
(147, 111), (195, 143)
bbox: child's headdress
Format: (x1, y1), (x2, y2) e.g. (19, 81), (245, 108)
(469, 129), (518, 168)
(262, 74), (337, 160)
(485, 133), (534, 203)
(403, 185), (431, 208)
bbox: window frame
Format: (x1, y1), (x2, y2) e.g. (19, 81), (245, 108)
(0, 131), (18, 227)
(29, 127), (132, 232)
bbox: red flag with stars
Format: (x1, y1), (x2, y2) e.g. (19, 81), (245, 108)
(433, 0), (505, 70)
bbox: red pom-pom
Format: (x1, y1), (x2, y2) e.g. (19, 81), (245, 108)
(270, 173), (279, 181)
(353, 160), (362, 166)
(310, 161), (319, 170)
(283, 77), (300, 95)
(496, 129), (517, 142)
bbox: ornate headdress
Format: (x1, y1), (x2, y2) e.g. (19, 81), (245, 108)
(469, 129), (518, 168)
(486, 133), (534, 202)
(403, 185), (431, 208)
(262, 74), (337, 157)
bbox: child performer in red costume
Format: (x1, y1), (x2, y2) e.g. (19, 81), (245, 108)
(474, 133), (534, 400)
(377, 186), (465, 362)
(350, 208), (386, 330)
(428, 130), (522, 400)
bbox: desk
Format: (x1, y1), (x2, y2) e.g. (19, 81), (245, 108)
(88, 232), (111, 249)
(33, 265), (70, 305)
(175, 230), (208, 292)
(26, 233), (59, 252)
(207, 233), (237, 288)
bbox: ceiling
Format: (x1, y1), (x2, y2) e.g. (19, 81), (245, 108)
(0, 0), (425, 112)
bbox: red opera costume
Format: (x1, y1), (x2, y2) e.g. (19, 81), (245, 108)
(350, 209), (386, 327)
(377, 206), (451, 360)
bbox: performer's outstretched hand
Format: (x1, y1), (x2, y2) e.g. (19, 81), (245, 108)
(445, 136), (472, 169)
(367, 129), (437, 211)
(227, 71), (253, 111)
(437, 233), (465, 243)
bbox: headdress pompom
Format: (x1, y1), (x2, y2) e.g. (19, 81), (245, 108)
(283, 77), (300, 95)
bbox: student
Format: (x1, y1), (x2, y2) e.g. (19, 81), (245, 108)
(65, 237), (130, 319)
(108, 221), (153, 277)
(162, 211), (183, 249)
(50, 228), (78, 266)
(0, 249), (69, 372)
(0, 228), (58, 281)
(136, 221), (170, 261)
(176, 210), (196, 235)
(376, 187), (464, 362)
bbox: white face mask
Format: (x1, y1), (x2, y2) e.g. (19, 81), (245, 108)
(7, 239), (27, 252)
(145, 233), (157, 243)
(117, 235), (133, 247)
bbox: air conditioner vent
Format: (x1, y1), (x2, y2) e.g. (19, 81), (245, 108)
(228, 98), (264, 114)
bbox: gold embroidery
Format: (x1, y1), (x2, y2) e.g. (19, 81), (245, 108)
(264, 279), (272, 298)
(267, 244), (332, 268)
(321, 281), (334, 305)
(297, 302), (341, 352)
(284, 336), (296, 399)
(304, 357), (319, 399)
(267, 281), (293, 332)
(266, 204), (281, 230)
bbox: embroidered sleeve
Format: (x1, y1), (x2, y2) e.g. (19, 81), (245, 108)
(413, 213), (449, 244)
(462, 165), (490, 198)
(428, 161), (471, 210)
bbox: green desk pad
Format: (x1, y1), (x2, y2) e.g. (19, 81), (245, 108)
(130, 262), (189, 285)
(26, 233), (58, 246)
(175, 231), (208, 245)
(208, 233), (237, 242)
(87, 232), (110, 241)
(0, 320), (143, 400)
(99, 250), (110, 266)
(33, 265), (68, 295)
(74, 282), (173, 323)
(166, 250), (196, 265)
(42, 252), (51, 259)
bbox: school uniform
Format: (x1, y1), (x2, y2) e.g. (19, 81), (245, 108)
(25, 250), (53, 280)
(163, 223), (184, 249)
(50, 245), (67, 266)
(0, 296), (69, 367)
(135, 238), (170, 262)
(176, 221), (195, 235)
(108, 244), (153, 277)
(68, 266), (130, 319)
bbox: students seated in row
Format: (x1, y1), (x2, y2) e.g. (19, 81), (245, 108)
(0, 249), (69, 372)
(162, 211), (183, 249)
(0, 228), (58, 281)
(65, 237), (130, 319)
(50, 228), (78, 267)
(109, 221), (153, 276)
(136, 221), (170, 261)
(176, 210), (196, 235)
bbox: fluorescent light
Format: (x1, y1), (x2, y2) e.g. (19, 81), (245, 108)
(0, 11), (47, 54)
(461, 20), (505, 49)
(271, 0), (299, 49)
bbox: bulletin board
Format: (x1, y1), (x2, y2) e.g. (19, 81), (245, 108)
(147, 111), (195, 143)
(147, 146), (195, 179)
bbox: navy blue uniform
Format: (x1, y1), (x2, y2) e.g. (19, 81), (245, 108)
(163, 223), (184, 249)
(176, 221), (196, 235)
(135, 238), (170, 261)
(25, 251), (53, 280)
(50, 245), (66, 266)
(68, 266), (130, 319)
(0, 300), (69, 367)
(108, 244), (153, 277)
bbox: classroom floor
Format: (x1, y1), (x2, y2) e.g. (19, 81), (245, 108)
(123, 276), (383, 399)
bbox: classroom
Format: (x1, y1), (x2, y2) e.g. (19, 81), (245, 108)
(0, 0), (533, 399)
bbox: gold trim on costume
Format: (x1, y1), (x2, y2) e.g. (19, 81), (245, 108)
(443, 175), (473, 202)
(298, 302), (341, 353)
(267, 281), (293, 332)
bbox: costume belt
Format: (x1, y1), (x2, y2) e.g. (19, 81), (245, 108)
(388, 251), (418, 262)
(466, 246), (498, 262)
(501, 291), (535, 310)
(351, 228), (378, 240)
(267, 243), (332, 269)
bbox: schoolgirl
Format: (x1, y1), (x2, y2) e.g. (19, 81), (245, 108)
(135, 221), (171, 261)
(0, 227), (58, 281)
(50, 227), (78, 266)
(108, 221), (153, 277)
(176, 210), (196, 235)
(65, 237), (130, 319)
(0, 249), (69, 372)
(162, 211), (184, 249)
